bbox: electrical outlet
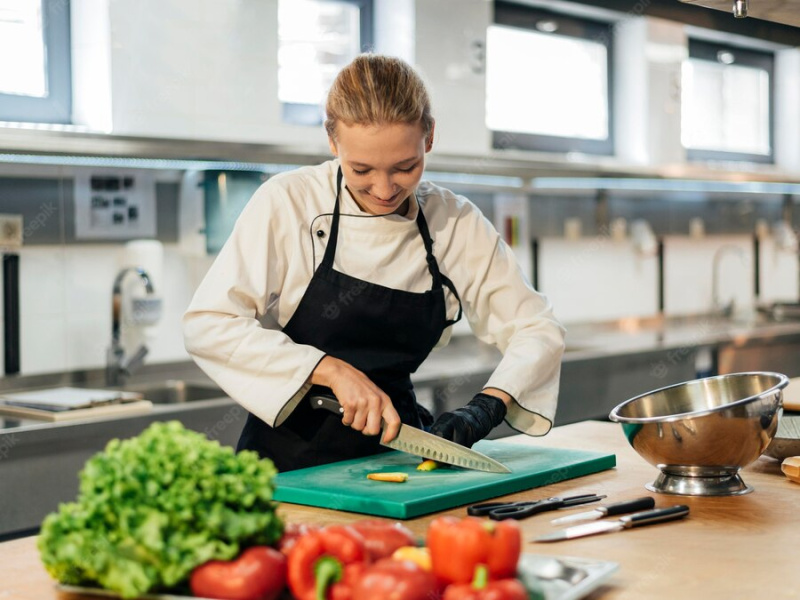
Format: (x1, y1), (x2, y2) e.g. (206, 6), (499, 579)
(0, 214), (23, 250)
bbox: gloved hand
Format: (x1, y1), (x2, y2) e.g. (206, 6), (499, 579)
(429, 393), (507, 448)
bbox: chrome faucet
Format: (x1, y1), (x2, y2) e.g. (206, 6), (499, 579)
(712, 245), (746, 317)
(106, 267), (155, 386)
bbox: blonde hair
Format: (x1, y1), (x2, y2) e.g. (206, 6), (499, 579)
(325, 54), (434, 139)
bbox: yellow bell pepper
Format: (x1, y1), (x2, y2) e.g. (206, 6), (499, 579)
(391, 546), (432, 571)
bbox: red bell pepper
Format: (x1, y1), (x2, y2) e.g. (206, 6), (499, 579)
(287, 524), (368, 600)
(442, 565), (528, 600)
(349, 519), (417, 562)
(427, 517), (521, 585)
(189, 546), (287, 600)
(278, 522), (322, 556)
(352, 558), (440, 600)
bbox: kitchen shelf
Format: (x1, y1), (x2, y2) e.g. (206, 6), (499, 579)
(2, 126), (800, 192)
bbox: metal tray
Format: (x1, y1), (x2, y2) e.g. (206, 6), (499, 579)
(56, 553), (618, 600)
(518, 554), (619, 600)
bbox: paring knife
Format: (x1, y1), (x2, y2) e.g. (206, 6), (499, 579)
(535, 505), (690, 542)
(310, 394), (512, 474)
(550, 496), (655, 526)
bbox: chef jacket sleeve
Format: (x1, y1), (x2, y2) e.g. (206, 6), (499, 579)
(452, 201), (566, 436)
(182, 183), (325, 428)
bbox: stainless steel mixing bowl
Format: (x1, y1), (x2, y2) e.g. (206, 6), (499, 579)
(609, 372), (787, 496)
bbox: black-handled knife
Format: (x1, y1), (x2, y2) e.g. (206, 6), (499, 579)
(550, 496), (656, 525)
(309, 393), (511, 473)
(535, 505), (690, 542)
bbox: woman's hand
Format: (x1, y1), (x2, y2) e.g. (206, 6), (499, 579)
(429, 390), (509, 448)
(311, 356), (402, 443)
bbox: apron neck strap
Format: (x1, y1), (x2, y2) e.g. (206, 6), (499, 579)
(320, 167), (345, 268)
(414, 201), (442, 287)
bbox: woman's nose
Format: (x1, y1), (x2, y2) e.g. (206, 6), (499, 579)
(370, 174), (397, 200)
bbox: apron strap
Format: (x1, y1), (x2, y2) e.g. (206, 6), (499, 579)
(442, 274), (463, 327)
(416, 201), (463, 327)
(415, 201), (443, 287)
(319, 167), (344, 270)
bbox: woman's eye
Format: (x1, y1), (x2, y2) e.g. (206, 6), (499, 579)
(352, 168), (369, 175)
(397, 164), (418, 173)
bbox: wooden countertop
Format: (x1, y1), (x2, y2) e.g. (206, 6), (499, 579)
(1, 421), (796, 600)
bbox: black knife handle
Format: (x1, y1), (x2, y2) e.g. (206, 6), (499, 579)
(604, 496), (656, 517)
(309, 394), (343, 415)
(622, 505), (690, 528)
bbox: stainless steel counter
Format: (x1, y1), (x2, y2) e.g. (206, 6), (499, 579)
(412, 312), (800, 426)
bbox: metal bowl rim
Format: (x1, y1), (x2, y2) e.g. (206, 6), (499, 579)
(608, 371), (789, 424)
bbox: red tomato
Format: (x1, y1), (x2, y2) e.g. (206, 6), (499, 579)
(190, 546), (287, 600)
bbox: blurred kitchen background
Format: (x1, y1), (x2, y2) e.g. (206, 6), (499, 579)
(2, 0), (800, 420)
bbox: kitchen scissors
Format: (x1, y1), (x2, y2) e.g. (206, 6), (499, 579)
(467, 493), (606, 521)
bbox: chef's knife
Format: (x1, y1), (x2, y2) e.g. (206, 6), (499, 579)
(550, 496), (655, 526)
(535, 505), (689, 542)
(310, 394), (512, 473)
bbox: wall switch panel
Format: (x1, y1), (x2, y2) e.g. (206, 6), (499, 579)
(74, 169), (156, 239)
(0, 214), (23, 250)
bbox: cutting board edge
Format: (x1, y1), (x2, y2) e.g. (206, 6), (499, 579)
(273, 489), (412, 519)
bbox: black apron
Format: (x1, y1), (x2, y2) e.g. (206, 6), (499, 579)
(237, 168), (462, 472)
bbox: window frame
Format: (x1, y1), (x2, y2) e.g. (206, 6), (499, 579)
(683, 38), (775, 164)
(280, 0), (374, 127)
(0, 0), (72, 124)
(490, 1), (615, 156)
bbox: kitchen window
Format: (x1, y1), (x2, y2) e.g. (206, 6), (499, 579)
(487, 2), (614, 155)
(0, 0), (71, 124)
(278, 0), (373, 126)
(681, 39), (774, 163)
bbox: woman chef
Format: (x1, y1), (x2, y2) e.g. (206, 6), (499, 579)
(183, 54), (566, 472)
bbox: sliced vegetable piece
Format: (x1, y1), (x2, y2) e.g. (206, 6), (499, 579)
(416, 460), (440, 471)
(367, 472), (409, 483)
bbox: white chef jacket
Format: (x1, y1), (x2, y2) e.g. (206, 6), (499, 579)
(183, 159), (565, 436)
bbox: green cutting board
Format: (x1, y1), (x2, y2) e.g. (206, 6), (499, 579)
(273, 440), (616, 519)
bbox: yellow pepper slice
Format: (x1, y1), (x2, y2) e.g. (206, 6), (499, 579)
(416, 460), (440, 471)
(391, 546), (432, 571)
(366, 472), (409, 483)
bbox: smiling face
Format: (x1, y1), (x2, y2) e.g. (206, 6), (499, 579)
(328, 121), (434, 216)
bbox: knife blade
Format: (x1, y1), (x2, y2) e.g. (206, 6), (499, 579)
(309, 394), (512, 473)
(535, 505), (690, 542)
(550, 496), (655, 525)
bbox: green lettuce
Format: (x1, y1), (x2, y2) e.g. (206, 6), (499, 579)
(38, 421), (283, 598)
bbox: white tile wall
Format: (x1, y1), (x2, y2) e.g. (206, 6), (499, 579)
(663, 235), (755, 317)
(21, 314), (68, 375)
(538, 237), (660, 324)
(758, 237), (800, 303)
(7, 243), (202, 377)
(65, 315), (109, 371)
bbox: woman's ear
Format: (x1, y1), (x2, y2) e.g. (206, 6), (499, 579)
(328, 136), (338, 157)
(425, 122), (435, 153)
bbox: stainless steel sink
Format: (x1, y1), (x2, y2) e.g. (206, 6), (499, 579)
(123, 380), (226, 404)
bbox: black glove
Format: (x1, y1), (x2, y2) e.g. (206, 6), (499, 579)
(429, 393), (507, 448)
